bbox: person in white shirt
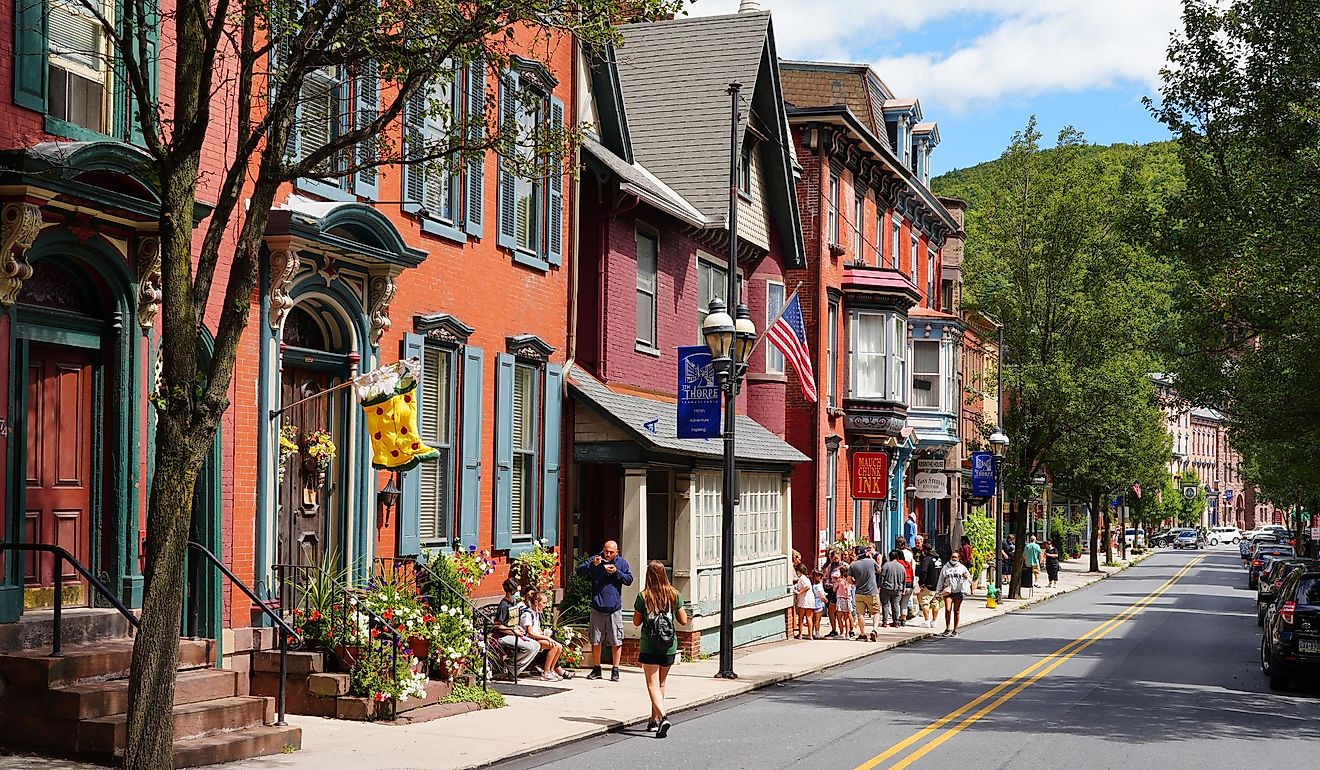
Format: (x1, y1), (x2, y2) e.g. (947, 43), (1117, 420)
(935, 550), (972, 637)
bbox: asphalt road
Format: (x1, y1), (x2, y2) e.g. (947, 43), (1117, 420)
(494, 548), (1320, 770)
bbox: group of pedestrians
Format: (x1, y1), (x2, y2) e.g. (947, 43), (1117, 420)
(797, 538), (973, 640)
(1000, 533), (1062, 588)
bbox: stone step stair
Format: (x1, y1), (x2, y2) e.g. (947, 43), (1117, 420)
(0, 635), (301, 766)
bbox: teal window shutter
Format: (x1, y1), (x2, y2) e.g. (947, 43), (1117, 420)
(353, 60), (380, 198)
(464, 60), (485, 238)
(495, 71), (519, 251)
(13, 0), (47, 111)
(546, 97), (565, 267)
(540, 363), (563, 547)
(493, 353), (515, 550)
(398, 333), (425, 556)
(401, 88), (426, 215)
(458, 345), (484, 547)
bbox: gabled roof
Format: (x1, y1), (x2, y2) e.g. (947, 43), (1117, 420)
(581, 137), (707, 228)
(615, 11), (805, 267)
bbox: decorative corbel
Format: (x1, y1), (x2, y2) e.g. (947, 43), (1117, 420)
(367, 274), (397, 346)
(268, 247), (300, 330)
(0, 202), (44, 307)
(136, 236), (162, 329)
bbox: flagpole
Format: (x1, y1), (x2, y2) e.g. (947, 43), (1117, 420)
(749, 280), (805, 357)
(268, 359), (412, 419)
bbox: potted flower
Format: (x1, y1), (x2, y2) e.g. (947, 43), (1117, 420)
(277, 424), (300, 483)
(302, 429), (336, 487)
(429, 604), (477, 680)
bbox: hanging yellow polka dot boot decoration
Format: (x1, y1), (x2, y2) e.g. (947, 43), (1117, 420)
(356, 359), (439, 471)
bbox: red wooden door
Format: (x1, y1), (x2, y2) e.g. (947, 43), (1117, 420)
(24, 343), (94, 598)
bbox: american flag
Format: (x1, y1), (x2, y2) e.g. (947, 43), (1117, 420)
(767, 293), (818, 403)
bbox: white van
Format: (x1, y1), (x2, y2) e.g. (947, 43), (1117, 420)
(1208, 526), (1241, 546)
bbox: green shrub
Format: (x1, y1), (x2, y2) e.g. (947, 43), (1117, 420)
(443, 682), (505, 710)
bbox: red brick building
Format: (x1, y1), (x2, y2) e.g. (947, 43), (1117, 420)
(567, 9), (808, 657)
(778, 61), (962, 561)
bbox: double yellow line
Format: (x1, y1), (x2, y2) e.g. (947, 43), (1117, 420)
(854, 554), (1207, 770)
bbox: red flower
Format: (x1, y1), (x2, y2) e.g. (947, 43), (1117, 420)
(292, 608), (303, 617)
(382, 610), (393, 620)
(422, 615), (433, 623)
(310, 610), (323, 622)
(371, 628), (380, 639)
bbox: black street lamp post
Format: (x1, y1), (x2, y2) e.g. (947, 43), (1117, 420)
(703, 81), (756, 680)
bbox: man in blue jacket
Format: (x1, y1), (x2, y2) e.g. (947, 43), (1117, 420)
(576, 539), (633, 681)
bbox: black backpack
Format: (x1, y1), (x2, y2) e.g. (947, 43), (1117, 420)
(646, 603), (676, 646)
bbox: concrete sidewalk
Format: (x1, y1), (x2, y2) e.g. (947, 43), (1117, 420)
(6, 552), (1152, 770)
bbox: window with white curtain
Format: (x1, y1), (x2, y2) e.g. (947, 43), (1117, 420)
(852, 312), (887, 398)
(911, 340), (941, 409)
(891, 316), (907, 404)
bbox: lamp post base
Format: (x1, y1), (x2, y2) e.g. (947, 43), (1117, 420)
(714, 670), (738, 680)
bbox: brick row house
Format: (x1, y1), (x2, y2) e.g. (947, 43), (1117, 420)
(569, 9), (807, 658)
(0, 0), (576, 754)
(777, 61), (965, 562)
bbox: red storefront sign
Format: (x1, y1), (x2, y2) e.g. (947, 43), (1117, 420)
(851, 452), (890, 500)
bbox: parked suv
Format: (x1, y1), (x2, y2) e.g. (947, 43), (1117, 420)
(1257, 559), (1317, 625)
(1249, 544), (1296, 589)
(1260, 569), (1320, 690)
(1173, 530), (1203, 549)
(1208, 526), (1241, 546)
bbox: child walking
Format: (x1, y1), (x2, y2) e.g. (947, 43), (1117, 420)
(793, 563), (813, 639)
(833, 566), (855, 638)
(810, 570), (827, 639)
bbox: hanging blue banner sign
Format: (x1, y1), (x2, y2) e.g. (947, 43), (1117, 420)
(970, 451), (996, 497)
(677, 346), (721, 439)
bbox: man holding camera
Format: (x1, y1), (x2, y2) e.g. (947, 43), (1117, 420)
(576, 540), (634, 681)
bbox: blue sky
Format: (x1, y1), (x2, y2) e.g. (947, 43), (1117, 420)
(687, 0), (1182, 174)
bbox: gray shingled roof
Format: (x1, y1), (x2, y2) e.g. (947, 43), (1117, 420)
(616, 11), (771, 225)
(581, 137), (708, 228)
(567, 365), (807, 466)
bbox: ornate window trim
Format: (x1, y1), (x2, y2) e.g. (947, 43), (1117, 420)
(414, 312), (476, 346)
(505, 333), (555, 362)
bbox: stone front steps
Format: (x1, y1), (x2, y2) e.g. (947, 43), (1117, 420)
(249, 650), (454, 721)
(0, 638), (301, 767)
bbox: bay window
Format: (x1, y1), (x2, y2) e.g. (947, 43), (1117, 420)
(911, 340), (941, 409)
(849, 310), (907, 403)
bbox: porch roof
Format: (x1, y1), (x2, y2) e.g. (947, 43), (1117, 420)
(567, 366), (807, 466)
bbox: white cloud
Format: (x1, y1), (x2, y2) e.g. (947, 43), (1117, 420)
(686, 0), (1183, 114)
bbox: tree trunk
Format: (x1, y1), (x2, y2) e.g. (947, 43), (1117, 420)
(1089, 489), (1102, 573)
(1103, 504), (1112, 564)
(125, 435), (203, 770)
(1007, 499), (1028, 599)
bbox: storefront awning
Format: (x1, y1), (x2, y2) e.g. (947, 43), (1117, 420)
(568, 366), (807, 467)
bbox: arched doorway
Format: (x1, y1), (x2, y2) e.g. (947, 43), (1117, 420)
(277, 300), (356, 572)
(13, 257), (126, 608)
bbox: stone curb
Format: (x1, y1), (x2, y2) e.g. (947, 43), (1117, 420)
(467, 552), (1153, 769)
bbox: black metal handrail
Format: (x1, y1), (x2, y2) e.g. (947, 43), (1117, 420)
(0, 543), (140, 656)
(188, 542), (300, 726)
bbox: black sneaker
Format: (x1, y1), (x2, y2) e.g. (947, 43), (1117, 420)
(586, 667), (602, 680)
(656, 717), (672, 738)
(610, 667), (621, 682)
(645, 720), (658, 732)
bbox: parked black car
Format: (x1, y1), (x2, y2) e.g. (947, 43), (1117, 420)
(1257, 559), (1319, 626)
(1155, 528), (1192, 547)
(1249, 544), (1295, 590)
(1260, 568), (1320, 690)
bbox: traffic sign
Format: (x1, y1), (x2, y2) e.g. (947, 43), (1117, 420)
(1224, 488), (1234, 501)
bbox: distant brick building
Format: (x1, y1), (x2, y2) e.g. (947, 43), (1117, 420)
(778, 60), (962, 560)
